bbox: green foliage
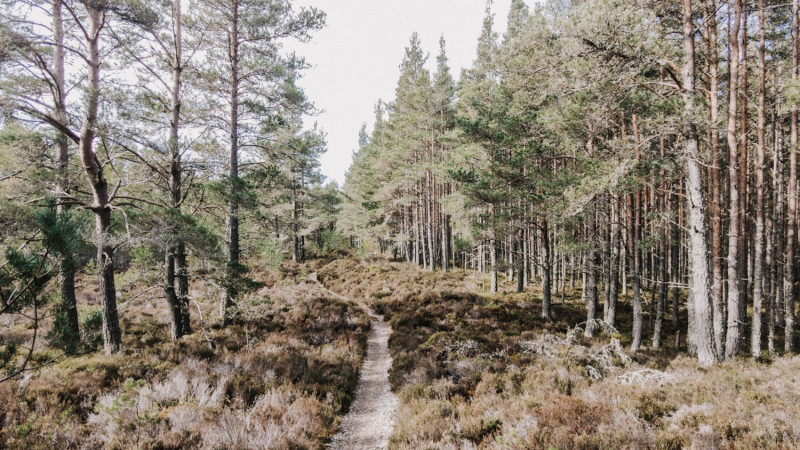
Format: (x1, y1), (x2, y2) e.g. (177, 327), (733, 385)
(0, 343), (17, 370)
(261, 237), (284, 271)
(81, 307), (104, 349)
(47, 301), (81, 354)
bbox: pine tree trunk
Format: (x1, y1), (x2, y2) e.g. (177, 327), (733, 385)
(166, 0), (188, 339)
(608, 195), (619, 328)
(653, 242), (667, 348)
(751, 0), (767, 357)
(682, 0), (716, 364)
(490, 238), (498, 293)
(53, 0), (79, 340)
(586, 204), (598, 336)
(97, 209), (122, 354)
(222, 0), (240, 326)
(738, 7), (750, 349)
(292, 182), (299, 262)
(165, 246), (182, 340)
(517, 233), (524, 293)
(79, 7), (122, 354)
(787, 0), (799, 353)
(671, 186), (681, 328)
(442, 214), (450, 272)
(541, 219), (552, 320)
(628, 193), (643, 351)
(176, 241), (191, 335)
(725, 0), (743, 359)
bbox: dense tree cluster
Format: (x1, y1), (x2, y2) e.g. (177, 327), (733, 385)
(342, 0), (800, 363)
(0, 0), (336, 358)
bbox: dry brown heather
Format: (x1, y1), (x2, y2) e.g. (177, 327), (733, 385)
(0, 260), (369, 449)
(318, 258), (800, 450)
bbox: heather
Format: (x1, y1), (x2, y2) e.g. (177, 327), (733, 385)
(320, 258), (800, 449)
(0, 261), (369, 449)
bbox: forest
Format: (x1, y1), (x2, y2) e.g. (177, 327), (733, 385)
(1, 0), (800, 447)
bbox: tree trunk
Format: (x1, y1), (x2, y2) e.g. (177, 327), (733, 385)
(628, 193), (643, 351)
(705, 0), (725, 360)
(787, 0), (799, 353)
(97, 209), (122, 354)
(490, 237), (498, 293)
(586, 204), (597, 336)
(176, 241), (191, 335)
(165, 0), (189, 339)
(751, 0), (767, 357)
(541, 219), (552, 320)
(442, 214), (450, 272)
(164, 246), (182, 340)
(739, 6), (750, 349)
(725, 0), (742, 360)
(682, 0), (716, 364)
(653, 242), (667, 348)
(222, 0), (240, 326)
(607, 195), (619, 328)
(671, 186), (681, 328)
(79, 7), (122, 354)
(53, 0), (79, 340)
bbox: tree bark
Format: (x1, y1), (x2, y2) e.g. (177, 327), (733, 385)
(751, 0), (767, 357)
(787, 0), (799, 353)
(628, 193), (643, 351)
(586, 204), (597, 336)
(222, 0), (240, 326)
(653, 241), (667, 348)
(164, 246), (182, 340)
(725, 0), (743, 360)
(53, 0), (79, 340)
(682, 0), (717, 364)
(165, 0), (189, 339)
(607, 195), (619, 328)
(78, 7), (122, 354)
(541, 220), (552, 320)
(705, 0), (725, 360)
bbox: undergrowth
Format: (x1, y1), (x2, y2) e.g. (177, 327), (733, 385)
(0, 260), (369, 449)
(319, 258), (800, 449)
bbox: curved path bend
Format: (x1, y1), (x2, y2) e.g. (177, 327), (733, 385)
(311, 273), (398, 450)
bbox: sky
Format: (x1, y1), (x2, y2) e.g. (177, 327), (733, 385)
(284, 0), (515, 187)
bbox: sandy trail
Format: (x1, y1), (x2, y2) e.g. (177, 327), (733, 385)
(310, 274), (399, 450)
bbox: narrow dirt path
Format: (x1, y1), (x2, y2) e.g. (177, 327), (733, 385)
(310, 273), (399, 450)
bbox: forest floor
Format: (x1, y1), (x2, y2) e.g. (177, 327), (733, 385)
(313, 272), (399, 450)
(3, 255), (800, 449)
(318, 257), (800, 450)
(0, 260), (370, 449)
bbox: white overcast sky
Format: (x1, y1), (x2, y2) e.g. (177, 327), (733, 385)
(284, 0), (517, 186)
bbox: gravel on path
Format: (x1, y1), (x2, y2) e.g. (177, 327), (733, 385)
(311, 274), (399, 450)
